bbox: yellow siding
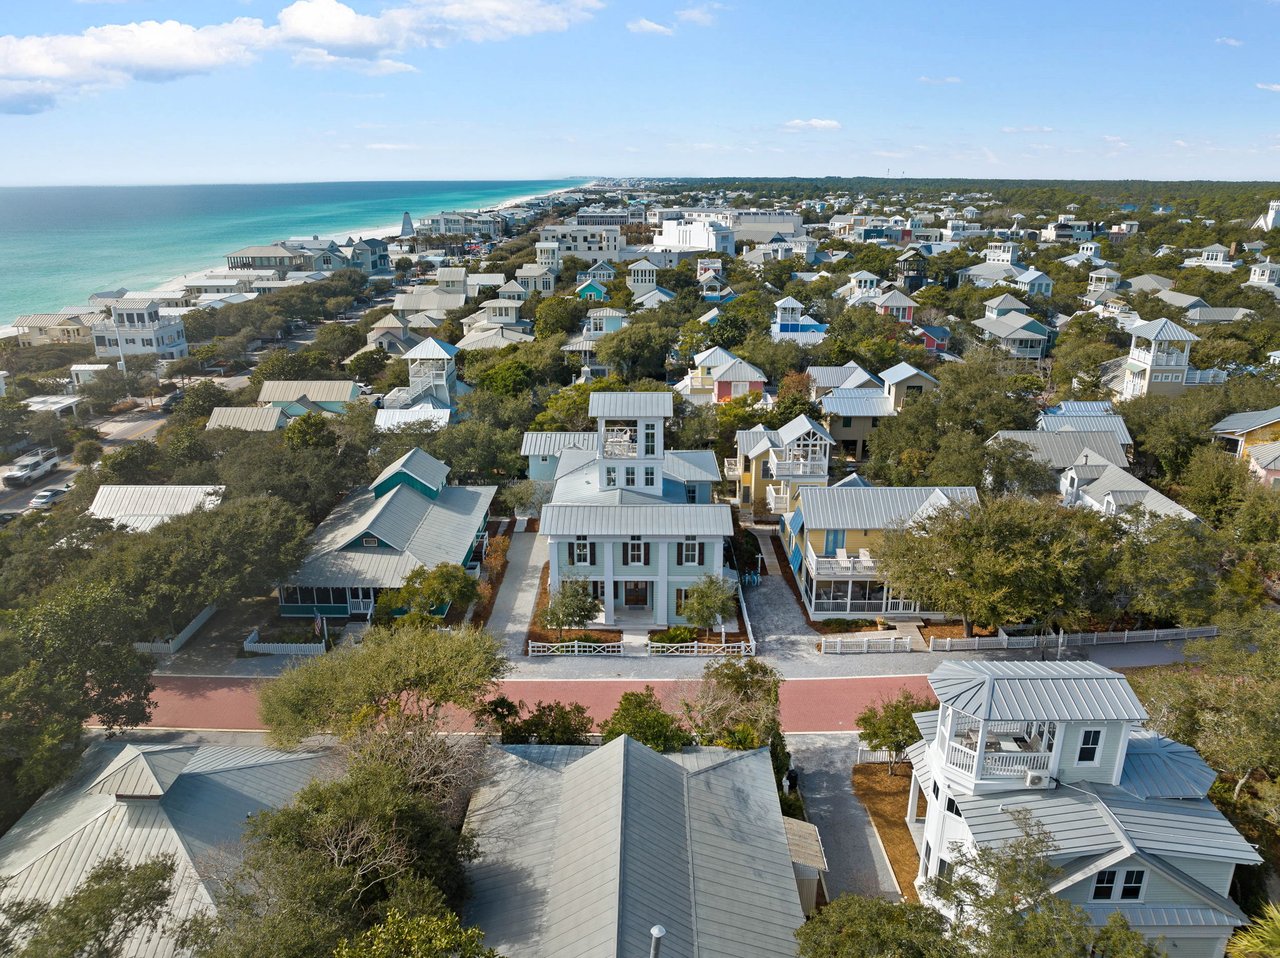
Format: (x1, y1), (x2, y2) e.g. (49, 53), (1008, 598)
(1241, 421), (1280, 451)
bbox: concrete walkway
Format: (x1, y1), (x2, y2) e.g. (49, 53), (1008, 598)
(789, 733), (900, 901)
(484, 532), (546, 658)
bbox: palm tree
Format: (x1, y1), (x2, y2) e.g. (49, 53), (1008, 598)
(1228, 903), (1280, 958)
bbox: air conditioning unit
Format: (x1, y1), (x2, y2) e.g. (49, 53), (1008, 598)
(1024, 770), (1055, 789)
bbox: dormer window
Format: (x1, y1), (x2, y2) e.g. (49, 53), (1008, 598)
(1077, 728), (1103, 764)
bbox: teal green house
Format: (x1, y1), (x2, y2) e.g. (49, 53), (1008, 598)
(278, 448), (495, 619)
(575, 278), (610, 301)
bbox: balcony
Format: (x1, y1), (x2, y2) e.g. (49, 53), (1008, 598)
(768, 450), (828, 477)
(767, 485), (790, 512)
(1129, 347), (1187, 367)
(805, 541), (878, 577)
(945, 722), (1055, 780)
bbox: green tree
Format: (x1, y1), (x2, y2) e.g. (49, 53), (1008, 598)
(1110, 516), (1222, 626)
(594, 323), (677, 380)
(169, 379), (232, 423)
(533, 296), (587, 338)
(795, 894), (955, 958)
(1228, 902), (1280, 958)
(488, 698), (594, 745)
(374, 563), (481, 626)
(282, 411), (338, 450)
(1176, 445), (1252, 528)
(72, 438), (104, 466)
(538, 578), (602, 640)
(855, 690), (932, 775)
(3, 853), (176, 958)
(312, 322), (365, 362)
(680, 574), (738, 638)
(684, 658), (783, 751)
(348, 348), (390, 384)
(600, 685), (693, 752)
(258, 623), (508, 748)
(334, 908), (497, 958)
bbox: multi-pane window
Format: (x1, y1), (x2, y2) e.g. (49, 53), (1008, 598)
(1120, 870), (1145, 900)
(1092, 870), (1117, 900)
(627, 541), (645, 564)
(1078, 729), (1102, 764)
(682, 540), (699, 564)
(605, 467), (617, 487)
(644, 423), (656, 456)
(573, 540), (590, 563)
(675, 588), (688, 615)
(945, 796), (962, 818)
(644, 467), (655, 487)
(624, 466), (636, 486)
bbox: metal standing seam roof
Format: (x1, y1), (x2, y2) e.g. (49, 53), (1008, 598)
(1212, 404), (1280, 435)
(1129, 317), (1199, 343)
(373, 447), (449, 493)
(463, 739), (808, 958)
(975, 314), (1048, 339)
(820, 393), (896, 418)
(803, 365), (879, 389)
(1038, 413), (1134, 447)
(520, 431), (600, 457)
(794, 486), (978, 532)
(662, 450), (722, 483)
(87, 485), (225, 532)
(1246, 439), (1280, 470)
(1118, 731), (1218, 800)
(291, 483), (495, 589)
(0, 743), (328, 958)
(205, 406), (288, 431)
(1045, 401), (1117, 417)
(540, 503), (733, 537)
(928, 660), (1148, 722)
(588, 391), (674, 419)
(256, 380), (360, 404)
(1075, 465), (1196, 520)
(374, 408), (451, 430)
(880, 362), (937, 386)
(990, 430), (1127, 469)
(401, 337), (458, 360)
(776, 414), (835, 446)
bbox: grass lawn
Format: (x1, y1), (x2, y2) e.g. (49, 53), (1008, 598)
(852, 763), (925, 902)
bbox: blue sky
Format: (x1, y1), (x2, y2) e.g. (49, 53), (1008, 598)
(2, 0), (1279, 185)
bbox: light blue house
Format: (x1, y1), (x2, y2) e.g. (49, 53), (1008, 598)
(533, 392), (731, 626)
(279, 448), (495, 619)
(257, 379), (361, 416)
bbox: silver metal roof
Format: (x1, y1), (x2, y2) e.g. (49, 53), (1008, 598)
(373, 447), (449, 493)
(1129, 317), (1199, 342)
(520, 431), (599, 457)
(880, 362), (938, 386)
(776, 414), (834, 446)
(820, 393), (895, 418)
(1038, 413), (1134, 446)
(256, 379), (360, 404)
(1213, 404), (1280, 435)
(0, 743), (328, 958)
(1073, 464), (1196, 520)
(588, 392), (674, 419)
(205, 405), (287, 431)
(291, 482), (494, 589)
(88, 484), (225, 533)
(990, 430), (1127, 469)
(795, 485), (977, 531)
(464, 739), (807, 958)
(541, 503), (732, 537)
(929, 661), (1148, 722)
(663, 450), (722, 483)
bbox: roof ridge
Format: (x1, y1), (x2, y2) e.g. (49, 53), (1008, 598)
(682, 748), (700, 958)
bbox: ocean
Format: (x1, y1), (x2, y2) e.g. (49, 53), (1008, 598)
(0, 178), (589, 325)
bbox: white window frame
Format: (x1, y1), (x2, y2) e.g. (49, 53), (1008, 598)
(573, 541), (590, 563)
(627, 541), (645, 564)
(682, 540), (699, 564)
(1119, 869), (1146, 901)
(605, 466), (617, 488)
(1077, 728), (1103, 766)
(624, 466), (636, 486)
(644, 466), (655, 487)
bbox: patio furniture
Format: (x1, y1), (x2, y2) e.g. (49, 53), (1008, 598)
(835, 548), (853, 572)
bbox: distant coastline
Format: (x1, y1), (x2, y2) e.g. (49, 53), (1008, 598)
(0, 178), (592, 325)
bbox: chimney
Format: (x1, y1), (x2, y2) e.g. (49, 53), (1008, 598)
(649, 925), (667, 958)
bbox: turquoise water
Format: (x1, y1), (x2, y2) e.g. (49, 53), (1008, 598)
(0, 179), (589, 325)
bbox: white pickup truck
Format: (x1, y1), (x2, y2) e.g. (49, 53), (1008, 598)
(3, 448), (60, 487)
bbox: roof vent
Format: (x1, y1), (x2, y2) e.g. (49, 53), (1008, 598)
(649, 925), (666, 958)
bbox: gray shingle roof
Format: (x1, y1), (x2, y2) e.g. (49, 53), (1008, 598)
(540, 503), (732, 537)
(587, 391), (674, 419)
(795, 486), (977, 531)
(464, 739), (807, 958)
(928, 660), (1148, 722)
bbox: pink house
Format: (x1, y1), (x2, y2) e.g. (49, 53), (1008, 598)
(873, 288), (918, 324)
(1248, 441), (1280, 488)
(677, 346), (769, 405)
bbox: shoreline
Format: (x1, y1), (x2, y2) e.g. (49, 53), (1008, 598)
(1, 180), (593, 324)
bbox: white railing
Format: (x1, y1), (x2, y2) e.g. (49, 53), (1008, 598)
(529, 639), (623, 655)
(723, 458), (742, 478)
(981, 751), (1052, 776)
(804, 541), (878, 577)
(930, 625), (1217, 652)
(820, 634), (913, 654)
(947, 743), (976, 773)
(134, 604), (218, 655)
(768, 453), (827, 477)
(813, 598), (915, 614)
(243, 627), (327, 657)
(767, 486), (791, 512)
(854, 746), (898, 765)
(648, 640), (753, 656)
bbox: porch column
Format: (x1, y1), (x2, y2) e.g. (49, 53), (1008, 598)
(602, 543), (615, 625)
(654, 542), (669, 624)
(548, 541), (561, 593)
(906, 769), (919, 824)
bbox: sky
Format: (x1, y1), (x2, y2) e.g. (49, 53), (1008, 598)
(1, 0), (1279, 185)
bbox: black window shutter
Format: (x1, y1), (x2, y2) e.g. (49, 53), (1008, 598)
(589, 542), (596, 564)
(643, 543), (650, 565)
(698, 543), (705, 565)
(567, 544), (575, 566)
(676, 543), (684, 566)
(622, 546), (629, 567)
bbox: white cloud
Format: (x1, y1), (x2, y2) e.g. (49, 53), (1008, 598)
(1174, 139), (1189, 148)
(366, 142), (420, 151)
(627, 18), (674, 35)
(784, 118), (841, 131)
(1001, 125), (1053, 134)
(918, 75), (961, 85)
(1257, 82), (1280, 92)
(676, 3), (724, 26)
(0, 1), (603, 113)
(1215, 36), (1243, 46)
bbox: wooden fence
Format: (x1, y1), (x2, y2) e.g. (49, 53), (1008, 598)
(528, 640), (624, 656)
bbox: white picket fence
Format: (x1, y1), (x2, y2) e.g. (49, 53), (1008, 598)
(649, 640), (754, 656)
(134, 604), (218, 655)
(528, 640), (624, 655)
(929, 625), (1218, 653)
(243, 627), (327, 657)
(820, 633), (912, 654)
(854, 746), (897, 765)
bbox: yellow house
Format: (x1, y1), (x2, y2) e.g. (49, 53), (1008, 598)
(12, 312), (93, 348)
(1212, 405), (1280, 459)
(779, 484), (977, 619)
(820, 362), (939, 460)
(727, 414), (833, 515)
